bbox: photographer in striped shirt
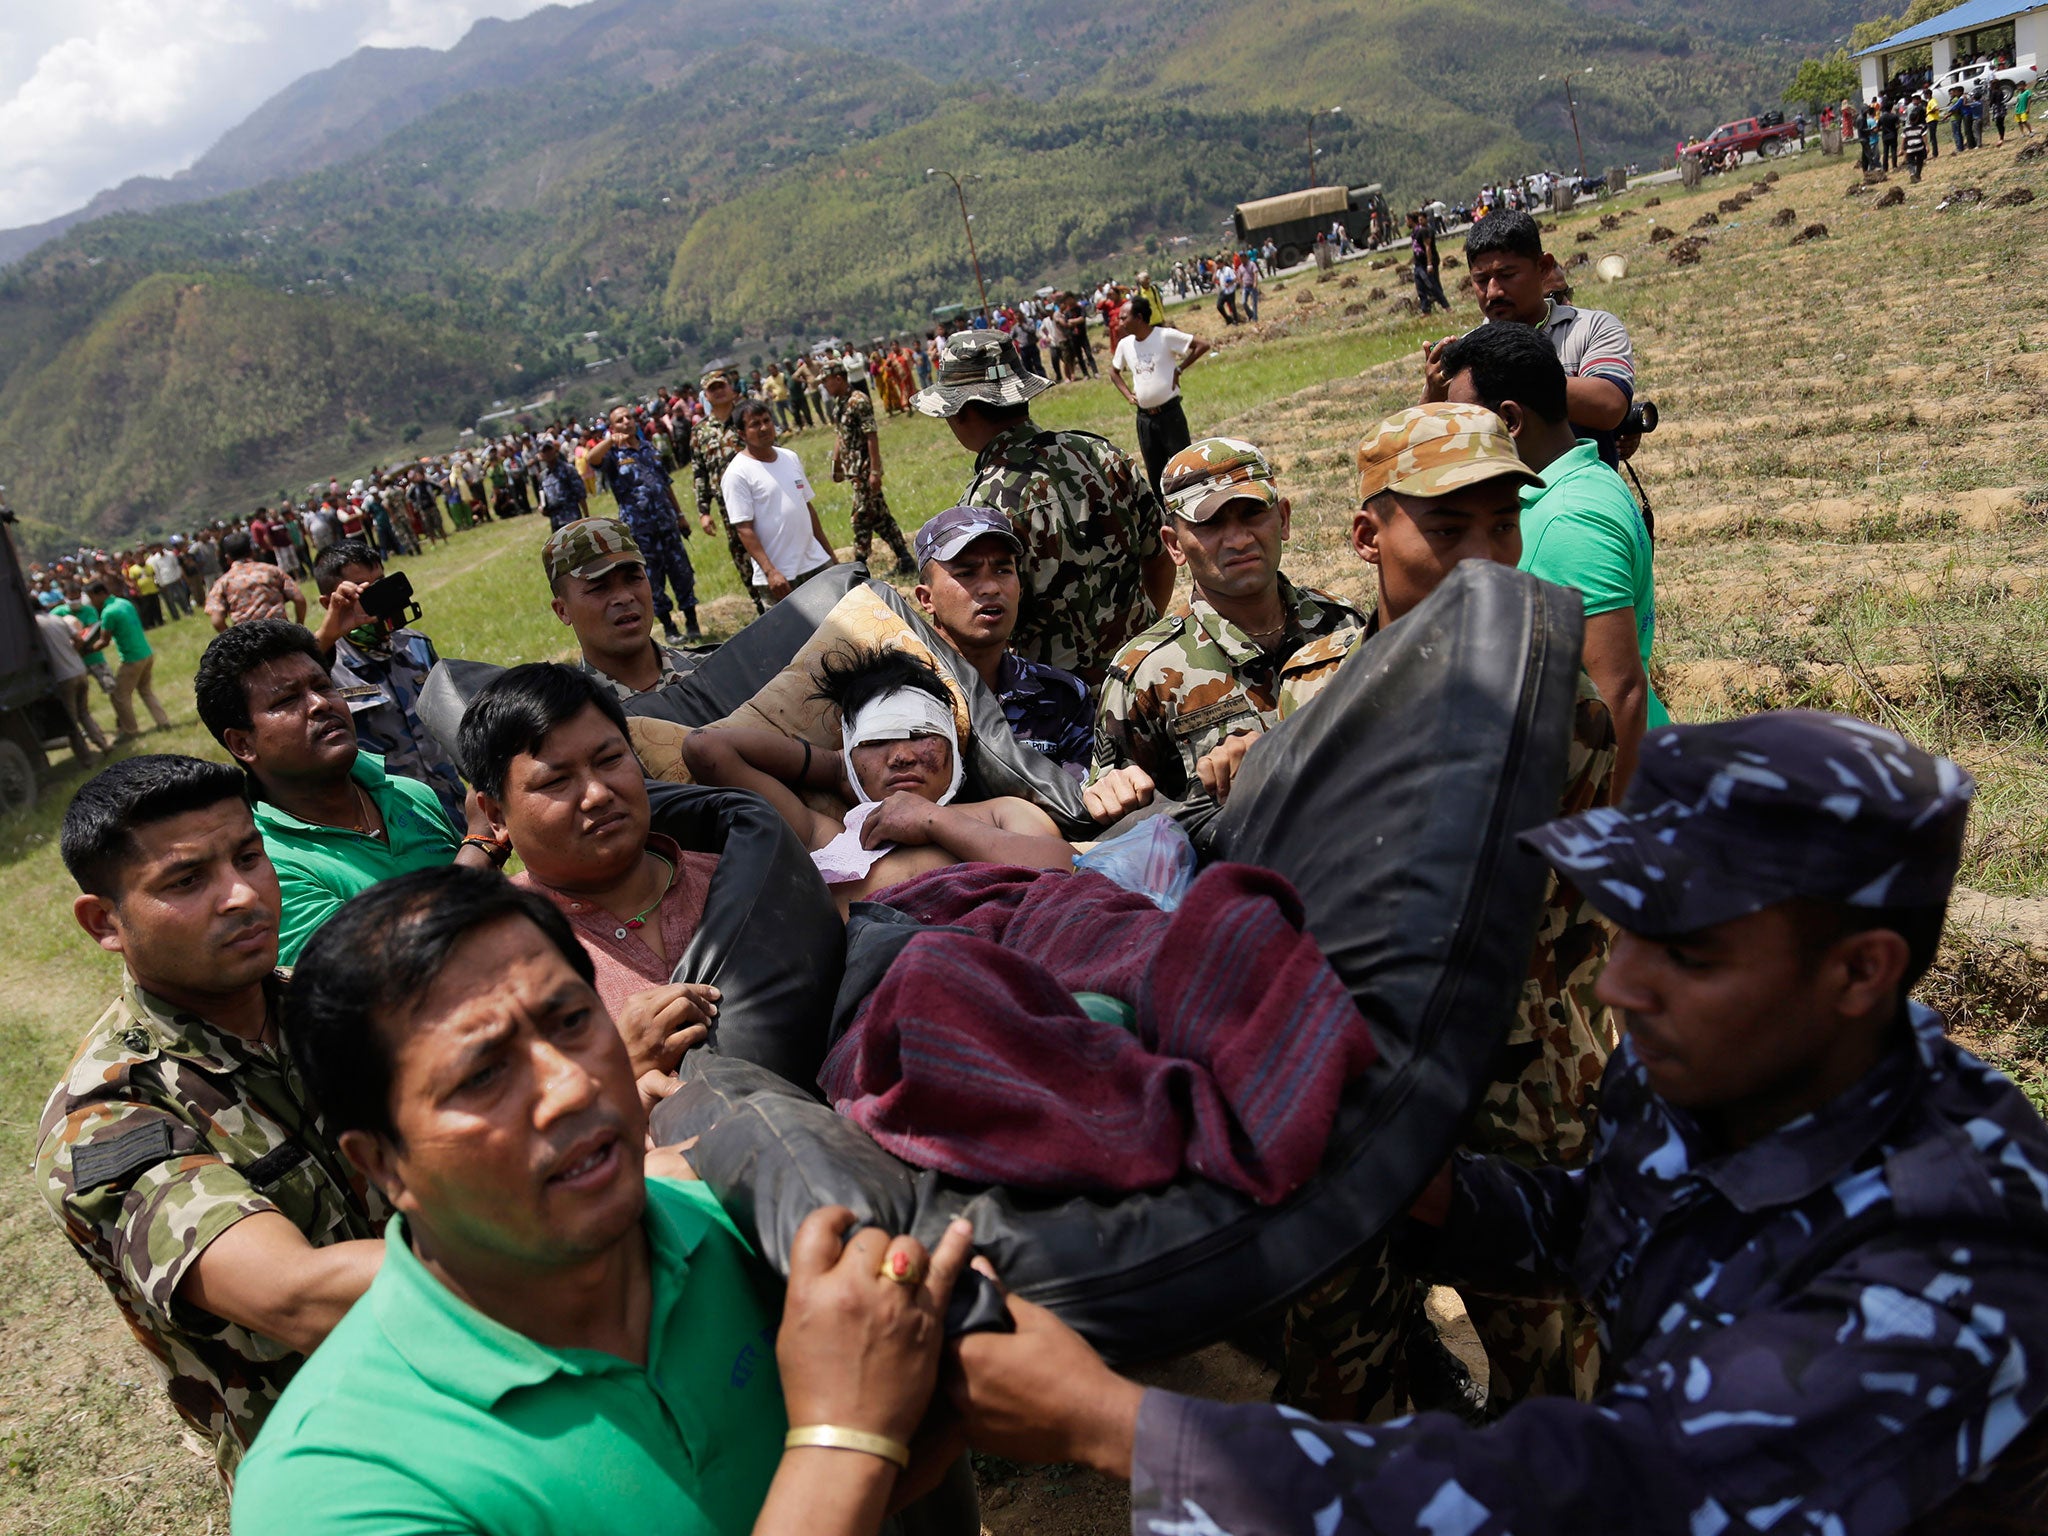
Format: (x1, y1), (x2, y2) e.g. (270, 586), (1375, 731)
(1421, 210), (1638, 468)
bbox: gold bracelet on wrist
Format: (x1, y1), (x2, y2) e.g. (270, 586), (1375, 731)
(782, 1424), (911, 1469)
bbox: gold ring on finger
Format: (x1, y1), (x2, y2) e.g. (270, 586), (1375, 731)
(878, 1248), (926, 1287)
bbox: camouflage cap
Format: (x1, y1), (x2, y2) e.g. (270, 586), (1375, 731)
(1161, 437), (1281, 524)
(911, 332), (1051, 418)
(1356, 403), (1541, 504)
(1520, 710), (1975, 940)
(700, 358), (738, 390)
(543, 517), (644, 587)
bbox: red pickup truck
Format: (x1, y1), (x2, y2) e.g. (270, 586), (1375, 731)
(1682, 115), (1802, 165)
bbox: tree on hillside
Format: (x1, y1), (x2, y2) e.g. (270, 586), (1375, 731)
(1784, 51), (1860, 115)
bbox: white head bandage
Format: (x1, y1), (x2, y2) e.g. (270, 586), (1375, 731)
(841, 687), (964, 806)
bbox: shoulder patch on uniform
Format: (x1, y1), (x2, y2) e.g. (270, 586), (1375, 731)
(70, 1119), (174, 1191)
(1113, 615), (1187, 677)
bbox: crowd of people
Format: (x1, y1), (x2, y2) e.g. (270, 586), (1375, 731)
(23, 200), (2048, 1536)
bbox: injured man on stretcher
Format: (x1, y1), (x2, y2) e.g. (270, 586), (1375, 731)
(680, 647), (1082, 911)
(459, 644), (1376, 1208)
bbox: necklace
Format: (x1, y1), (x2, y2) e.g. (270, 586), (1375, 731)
(341, 781), (376, 836)
(615, 852), (675, 939)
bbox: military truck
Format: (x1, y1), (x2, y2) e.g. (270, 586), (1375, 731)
(0, 514), (66, 814)
(1232, 184), (1391, 269)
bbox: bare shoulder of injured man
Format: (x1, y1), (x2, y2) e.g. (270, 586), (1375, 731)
(680, 647), (1077, 914)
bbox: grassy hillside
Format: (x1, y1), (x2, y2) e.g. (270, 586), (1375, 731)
(1134, 0), (1815, 173)
(0, 273), (499, 541)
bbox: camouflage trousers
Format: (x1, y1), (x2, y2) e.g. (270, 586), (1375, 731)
(851, 483), (912, 569)
(1277, 1240), (1602, 1422)
(1278, 926), (1618, 1421)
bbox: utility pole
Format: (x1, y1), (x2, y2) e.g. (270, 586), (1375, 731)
(1307, 106), (1344, 189)
(1565, 74), (1588, 183)
(926, 168), (990, 323)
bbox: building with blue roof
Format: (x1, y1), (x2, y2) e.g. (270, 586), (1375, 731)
(1852, 0), (2044, 101)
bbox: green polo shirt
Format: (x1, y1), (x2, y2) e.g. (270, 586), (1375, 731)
(253, 751), (460, 964)
(96, 594), (152, 664)
(231, 1177), (785, 1536)
(1518, 439), (1669, 728)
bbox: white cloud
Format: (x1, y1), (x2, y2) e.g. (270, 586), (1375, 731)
(0, 0), (555, 229)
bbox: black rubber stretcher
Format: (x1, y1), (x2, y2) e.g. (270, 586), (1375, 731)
(417, 560), (1582, 1362)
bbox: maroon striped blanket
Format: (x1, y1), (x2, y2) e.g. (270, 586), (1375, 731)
(817, 862), (1375, 1203)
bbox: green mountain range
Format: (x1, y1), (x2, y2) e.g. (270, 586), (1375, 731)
(0, 0), (1868, 550)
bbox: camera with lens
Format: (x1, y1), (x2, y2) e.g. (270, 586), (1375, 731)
(1620, 399), (1659, 436)
(358, 571), (422, 628)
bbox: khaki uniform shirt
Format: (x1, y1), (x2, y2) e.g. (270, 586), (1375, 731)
(33, 974), (381, 1482)
(1093, 577), (1366, 805)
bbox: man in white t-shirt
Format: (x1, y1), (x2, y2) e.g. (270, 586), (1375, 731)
(147, 544), (191, 622)
(1036, 311), (1065, 382)
(1110, 296), (1211, 496)
(719, 400), (838, 607)
(1214, 260), (1239, 325)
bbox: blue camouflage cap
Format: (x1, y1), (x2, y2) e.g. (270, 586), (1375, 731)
(914, 505), (1022, 568)
(1519, 710), (1974, 938)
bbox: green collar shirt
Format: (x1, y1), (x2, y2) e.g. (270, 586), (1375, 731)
(231, 1177), (787, 1535)
(1518, 439), (1669, 728)
(252, 752), (460, 964)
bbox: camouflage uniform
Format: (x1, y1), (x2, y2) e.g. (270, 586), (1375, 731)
(331, 626), (466, 829)
(913, 330), (1165, 679)
(1277, 646), (1619, 1420)
(833, 386), (913, 569)
(544, 521), (709, 689)
(961, 420), (1165, 678)
(691, 412), (755, 600)
(1092, 576), (1365, 806)
(33, 974), (382, 1483)
(1272, 405), (1614, 1422)
(576, 641), (701, 702)
(1134, 719), (2048, 1536)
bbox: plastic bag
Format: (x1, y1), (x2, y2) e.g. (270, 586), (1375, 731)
(1074, 814), (1197, 911)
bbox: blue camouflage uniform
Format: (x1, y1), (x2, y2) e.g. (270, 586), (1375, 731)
(331, 628), (466, 828)
(599, 439), (695, 626)
(1125, 712), (2048, 1535)
(537, 458), (588, 531)
(994, 651), (1093, 778)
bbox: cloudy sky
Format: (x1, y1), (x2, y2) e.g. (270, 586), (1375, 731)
(0, 0), (555, 230)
